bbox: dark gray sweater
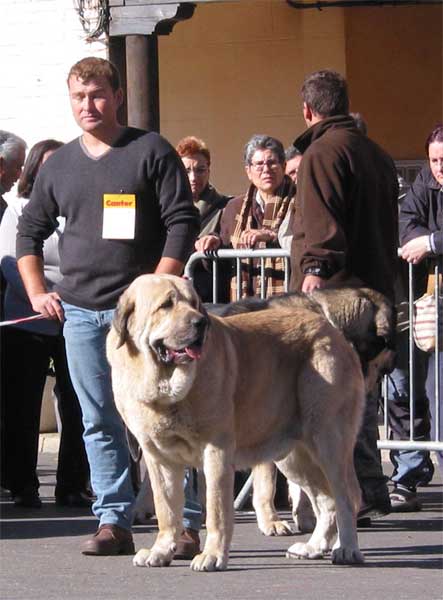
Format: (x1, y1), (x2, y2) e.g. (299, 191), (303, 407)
(16, 127), (199, 310)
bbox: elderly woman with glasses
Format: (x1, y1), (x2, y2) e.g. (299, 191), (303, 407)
(196, 134), (295, 300)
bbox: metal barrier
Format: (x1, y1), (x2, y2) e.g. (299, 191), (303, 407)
(185, 250), (443, 454)
(379, 259), (442, 452)
(184, 248), (291, 301)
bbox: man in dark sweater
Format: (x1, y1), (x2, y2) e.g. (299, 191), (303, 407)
(290, 70), (399, 523)
(16, 57), (200, 555)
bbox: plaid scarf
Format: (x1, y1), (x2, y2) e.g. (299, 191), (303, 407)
(230, 176), (294, 300)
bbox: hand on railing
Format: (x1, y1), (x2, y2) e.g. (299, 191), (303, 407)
(399, 235), (432, 264)
(195, 234), (221, 254)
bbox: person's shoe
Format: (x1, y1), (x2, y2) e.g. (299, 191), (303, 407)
(55, 491), (93, 508)
(389, 486), (421, 512)
(12, 491), (42, 508)
(357, 498), (391, 521)
(356, 516), (372, 528)
(80, 525), (135, 556)
(174, 528), (201, 560)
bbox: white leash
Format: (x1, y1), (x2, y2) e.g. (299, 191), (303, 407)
(0, 314), (46, 327)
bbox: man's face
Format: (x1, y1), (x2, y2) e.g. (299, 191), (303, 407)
(429, 141), (443, 187)
(68, 75), (122, 135)
(0, 146), (26, 192)
(285, 155), (302, 184)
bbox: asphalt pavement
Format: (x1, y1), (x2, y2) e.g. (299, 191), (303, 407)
(1, 449), (442, 600)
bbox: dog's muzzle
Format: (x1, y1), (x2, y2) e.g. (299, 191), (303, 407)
(152, 314), (208, 365)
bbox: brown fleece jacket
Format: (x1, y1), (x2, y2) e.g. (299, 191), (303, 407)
(290, 115), (398, 301)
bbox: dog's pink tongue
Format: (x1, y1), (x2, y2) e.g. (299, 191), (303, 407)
(185, 345), (202, 360)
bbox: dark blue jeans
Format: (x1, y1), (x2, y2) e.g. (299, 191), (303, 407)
(387, 331), (434, 490)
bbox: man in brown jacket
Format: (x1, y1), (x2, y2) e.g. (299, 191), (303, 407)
(290, 70), (399, 521)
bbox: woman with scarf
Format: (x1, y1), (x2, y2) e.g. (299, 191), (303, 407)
(196, 134), (295, 300)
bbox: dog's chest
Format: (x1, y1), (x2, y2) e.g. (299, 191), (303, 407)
(139, 406), (201, 465)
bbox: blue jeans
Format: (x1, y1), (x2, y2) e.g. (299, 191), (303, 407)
(387, 332), (434, 490)
(62, 303), (134, 530)
(62, 302), (202, 531)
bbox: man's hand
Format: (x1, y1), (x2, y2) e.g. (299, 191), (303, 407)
(239, 228), (275, 248)
(30, 291), (64, 322)
(195, 235), (221, 253)
(400, 236), (431, 264)
(302, 274), (327, 293)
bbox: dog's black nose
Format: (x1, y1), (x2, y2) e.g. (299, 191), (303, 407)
(191, 315), (208, 333)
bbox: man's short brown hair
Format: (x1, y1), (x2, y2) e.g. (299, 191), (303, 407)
(301, 70), (349, 118)
(67, 57), (121, 92)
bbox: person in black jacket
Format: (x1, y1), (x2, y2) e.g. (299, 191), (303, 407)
(398, 123), (443, 488)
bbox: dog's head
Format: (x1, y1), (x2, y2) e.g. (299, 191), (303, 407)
(112, 274), (209, 367)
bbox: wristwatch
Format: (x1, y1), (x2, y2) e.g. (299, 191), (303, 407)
(303, 265), (329, 278)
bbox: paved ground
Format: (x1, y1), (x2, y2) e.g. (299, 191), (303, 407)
(1, 450), (442, 600)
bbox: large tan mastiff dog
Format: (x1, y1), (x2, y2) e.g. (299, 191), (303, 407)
(107, 274), (366, 571)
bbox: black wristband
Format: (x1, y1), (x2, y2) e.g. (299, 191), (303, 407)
(304, 266), (328, 278)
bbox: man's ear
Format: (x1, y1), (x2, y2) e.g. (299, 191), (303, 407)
(0, 156), (5, 179)
(115, 87), (124, 109)
(245, 164), (253, 183)
(303, 102), (313, 125)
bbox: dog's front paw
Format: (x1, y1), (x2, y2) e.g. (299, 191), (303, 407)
(331, 546), (364, 565)
(259, 519), (293, 536)
(190, 552), (228, 572)
(133, 546), (174, 567)
(286, 542), (324, 560)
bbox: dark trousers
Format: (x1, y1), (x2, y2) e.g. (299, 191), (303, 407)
(1, 327), (89, 496)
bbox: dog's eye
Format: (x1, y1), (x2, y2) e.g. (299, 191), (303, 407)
(159, 297), (173, 310)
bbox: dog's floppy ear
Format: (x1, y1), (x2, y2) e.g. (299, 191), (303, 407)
(197, 296), (210, 325)
(113, 293), (135, 349)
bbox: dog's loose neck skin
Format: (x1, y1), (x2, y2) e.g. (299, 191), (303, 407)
(135, 343), (199, 407)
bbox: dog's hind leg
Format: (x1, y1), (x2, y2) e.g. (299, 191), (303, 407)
(133, 454), (185, 568)
(305, 431), (364, 565)
(288, 480), (316, 534)
(278, 444), (337, 560)
(252, 463), (293, 536)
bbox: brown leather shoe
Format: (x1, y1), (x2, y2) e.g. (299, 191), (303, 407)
(174, 528), (201, 560)
(81, 524), (135, 556)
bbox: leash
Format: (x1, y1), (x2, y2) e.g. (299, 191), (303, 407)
(0, 314), (46, 328)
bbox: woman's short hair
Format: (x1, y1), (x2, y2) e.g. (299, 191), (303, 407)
(244, 135), (285, 166)
(425, 123), (443, 155)
(67, 57), (121, 92)
(176, 136), (211, 166)
(17, 139), (64, 199)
